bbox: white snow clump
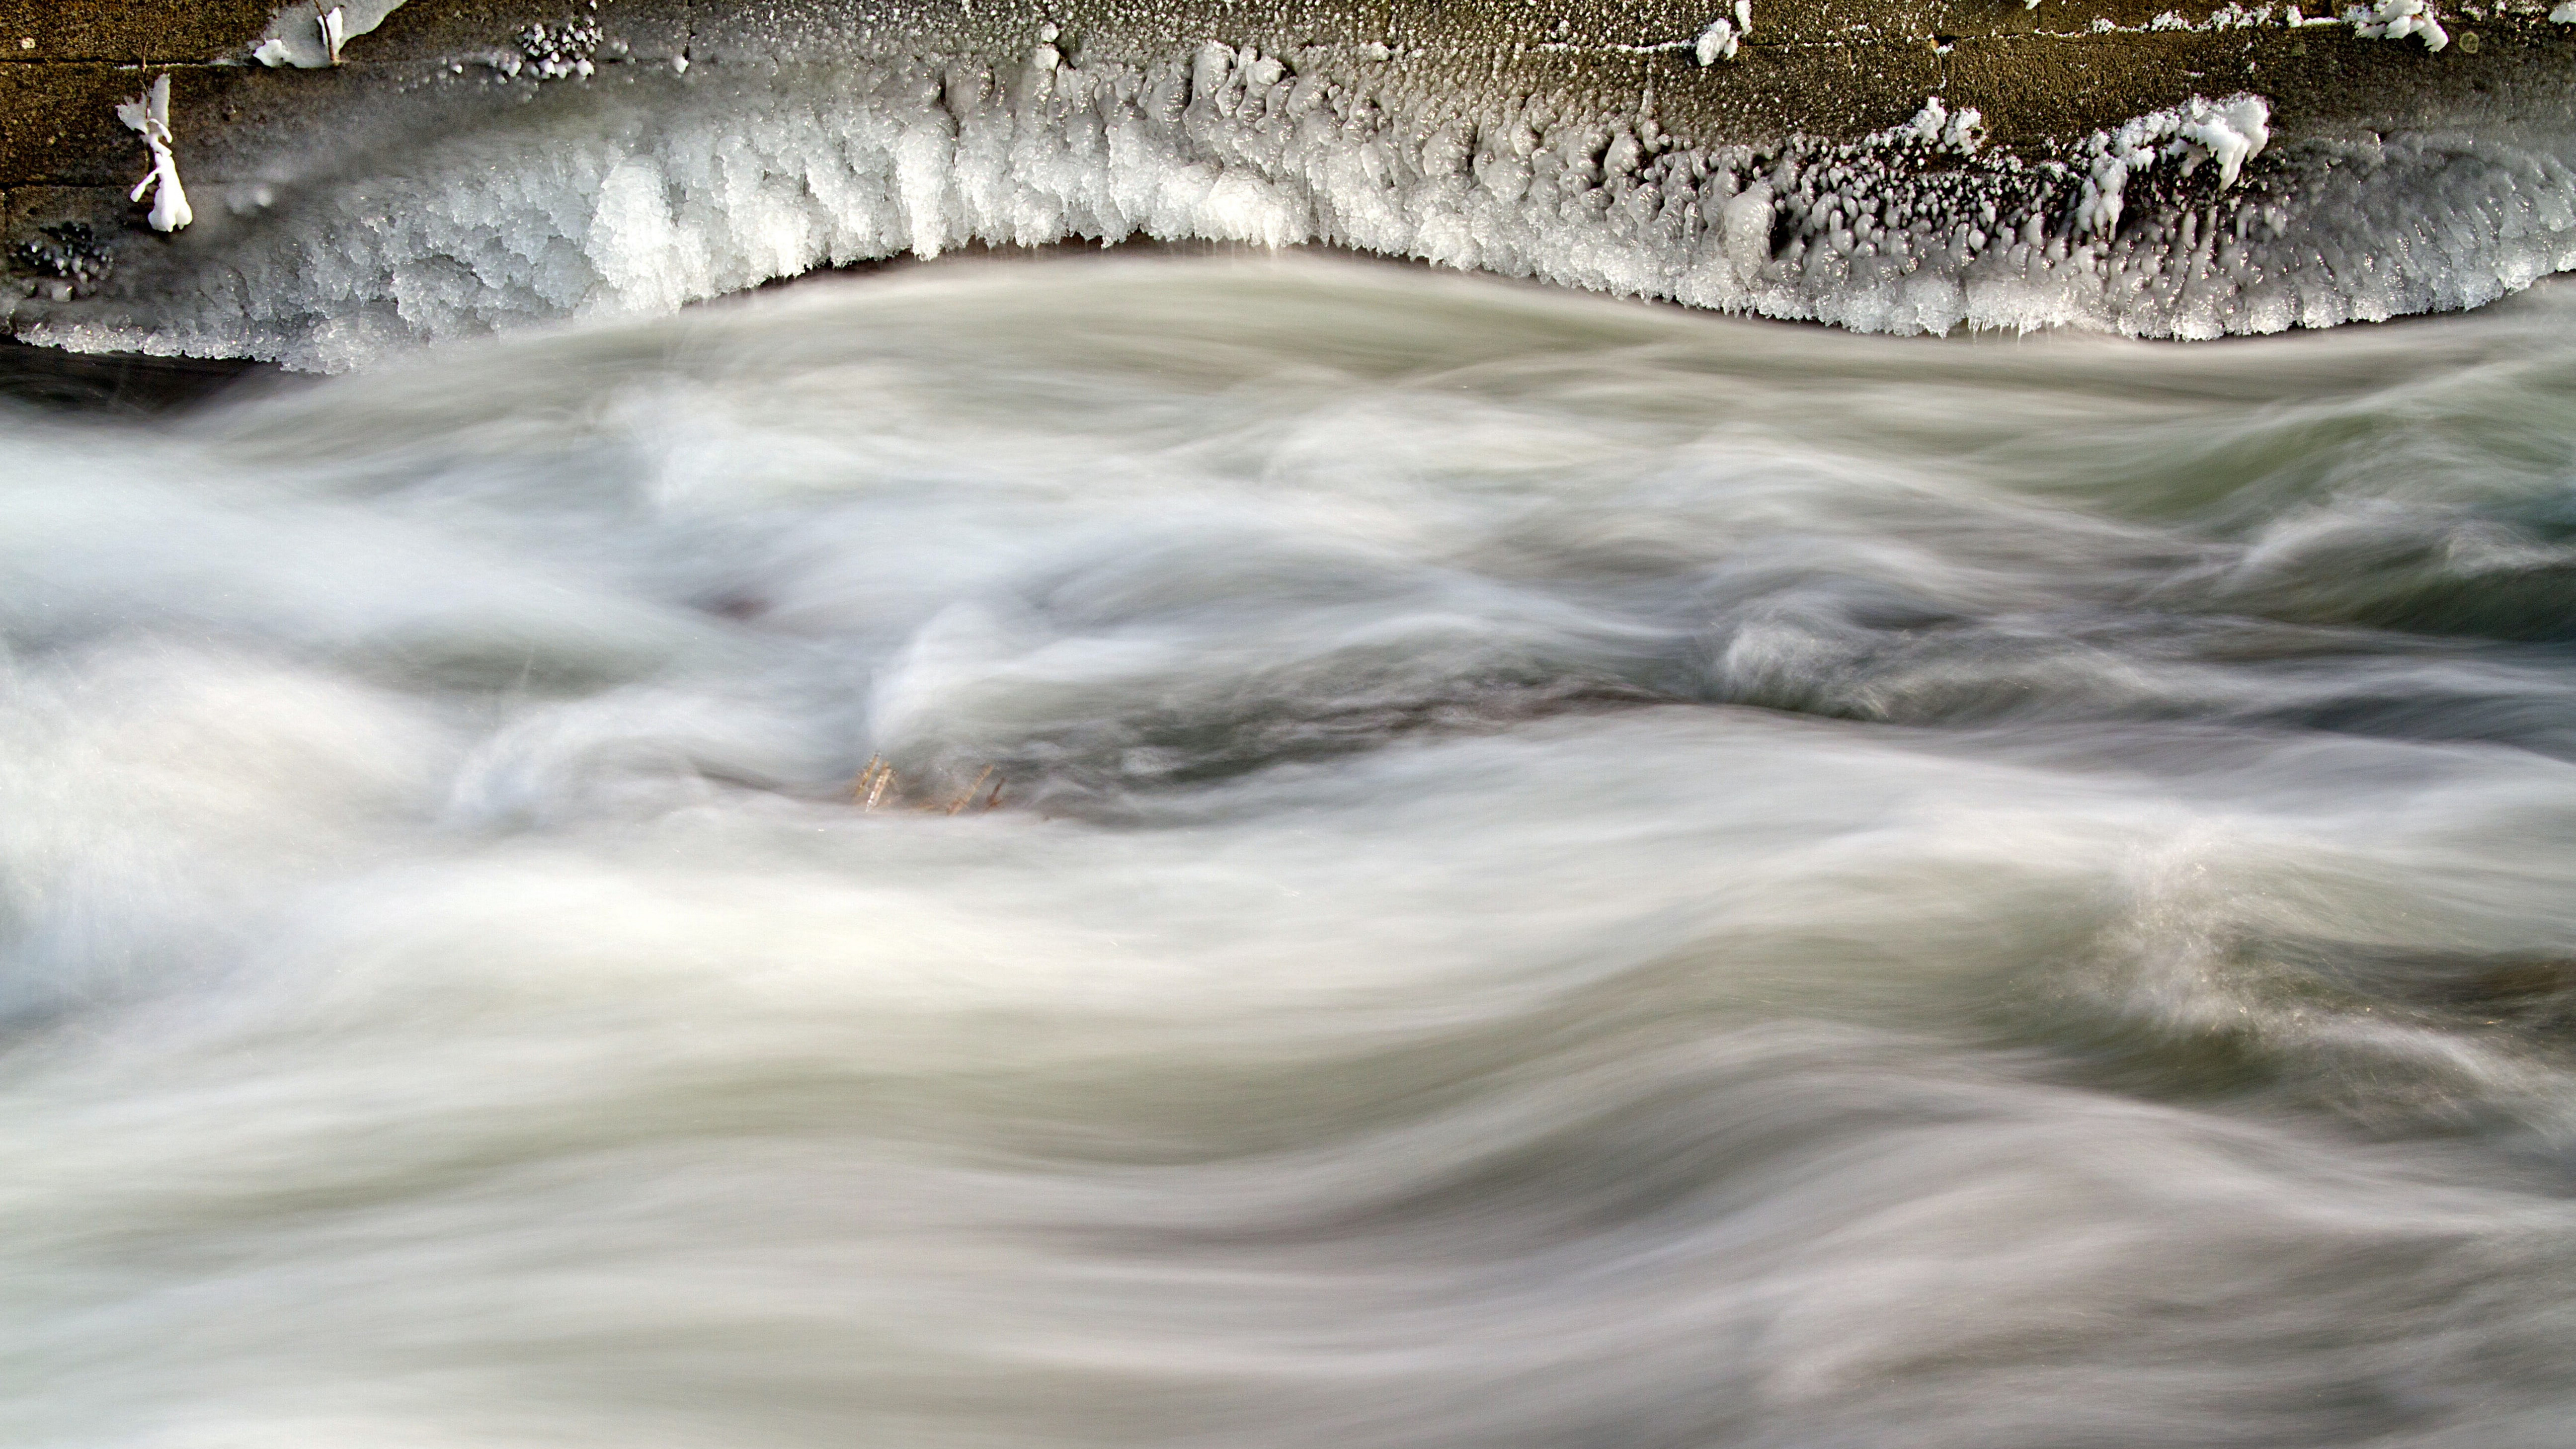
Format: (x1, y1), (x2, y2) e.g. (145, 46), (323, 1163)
(2551, 2), (2576, 22)
(253, 0), (407, 67)
(1696, 1), (1752, 63)
(2345, 0), (2449, 49)
(1876, 97), (1985, 154)
(2075, 93), (2269, 237)
(115, 75), (193, 234)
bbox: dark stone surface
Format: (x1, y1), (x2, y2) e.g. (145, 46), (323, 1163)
(4, 0), (2565, 198)
(356, 0), (691, 61)
(0, 0), (276, 63)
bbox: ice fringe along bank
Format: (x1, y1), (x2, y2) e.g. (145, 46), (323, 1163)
(20, 36), (2576, 368)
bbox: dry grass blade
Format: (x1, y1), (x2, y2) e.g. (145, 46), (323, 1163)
(947, 766), (996, 815)
(851, 756), (1004, 816)
(851, 755), (896, 812)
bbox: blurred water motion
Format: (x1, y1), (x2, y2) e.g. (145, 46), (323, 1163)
(10, 253), (2576, 1447)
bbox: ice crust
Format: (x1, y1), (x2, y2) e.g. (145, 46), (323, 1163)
(26, 42), (2576, 368)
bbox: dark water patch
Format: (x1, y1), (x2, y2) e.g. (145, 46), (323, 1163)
(0, 338), (283, 416)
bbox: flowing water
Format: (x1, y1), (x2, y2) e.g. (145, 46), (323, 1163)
(13, 251), (2576, 1447)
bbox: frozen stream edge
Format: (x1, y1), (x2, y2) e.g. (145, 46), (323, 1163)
(15, 32), (2576, 364)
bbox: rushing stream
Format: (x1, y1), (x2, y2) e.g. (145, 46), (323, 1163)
(12, 251), (2576, 1447)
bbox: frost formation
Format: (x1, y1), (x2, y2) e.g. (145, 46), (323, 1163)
(1876, 97), (1985, 154)
(2074, 94), (2269, 237)
(513, 17), (605, 80)
(24, 40), (2576, 368)
(10, 223), (112, 300)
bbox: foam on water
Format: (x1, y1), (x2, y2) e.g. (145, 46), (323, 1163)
(14, 254), (2576, 1446)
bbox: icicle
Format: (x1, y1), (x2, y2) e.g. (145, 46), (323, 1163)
(115, 74), (193, 234)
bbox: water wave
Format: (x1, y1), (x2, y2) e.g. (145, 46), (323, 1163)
(11, 254), (2576, 1446)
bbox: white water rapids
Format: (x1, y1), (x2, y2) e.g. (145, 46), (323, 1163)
(11, 252), (2576, 1447)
